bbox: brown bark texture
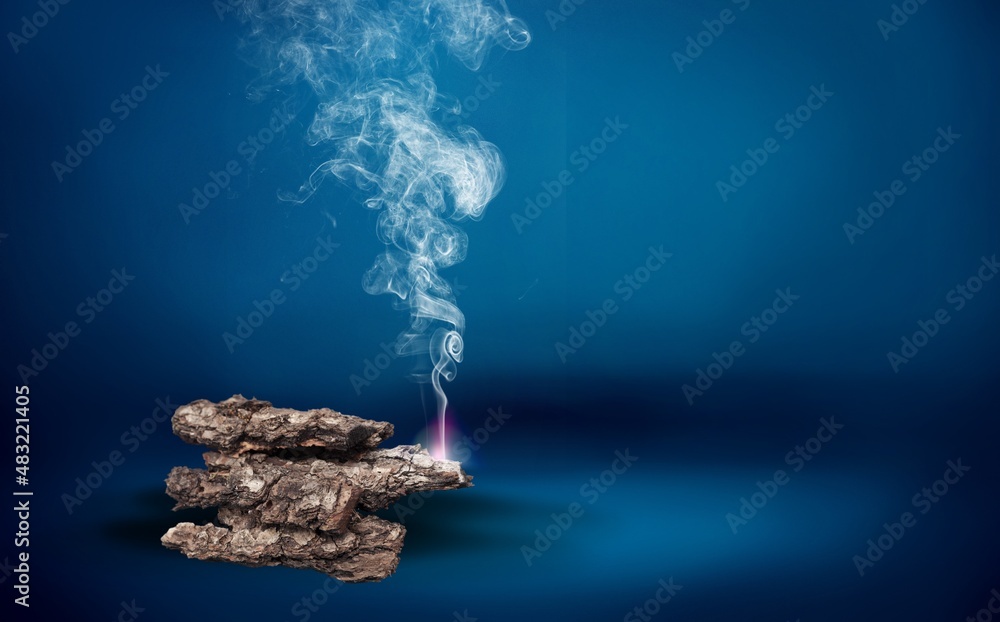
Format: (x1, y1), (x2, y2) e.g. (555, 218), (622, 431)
(161, 395), (470, 582)
(171, 394), (395, 455)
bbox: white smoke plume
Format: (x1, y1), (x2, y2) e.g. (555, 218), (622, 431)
(239, 0), (529, 455)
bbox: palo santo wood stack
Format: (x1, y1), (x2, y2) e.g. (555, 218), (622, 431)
(161, 395), (471, 582)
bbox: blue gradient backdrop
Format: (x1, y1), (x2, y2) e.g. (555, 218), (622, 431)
(1, 0), (998, 620)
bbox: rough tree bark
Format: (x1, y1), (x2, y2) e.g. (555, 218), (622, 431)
(161, 395), (470, 582)
(161, 514), (405, 583)
(165, 465), (361, 533)
(171, 394), (395, 455)
(198, 445), (472, 511)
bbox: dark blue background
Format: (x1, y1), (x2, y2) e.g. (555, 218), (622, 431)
(1, 0), (998, 620)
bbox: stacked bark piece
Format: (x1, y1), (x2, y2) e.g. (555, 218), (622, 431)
(161, 395), (471, 582)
